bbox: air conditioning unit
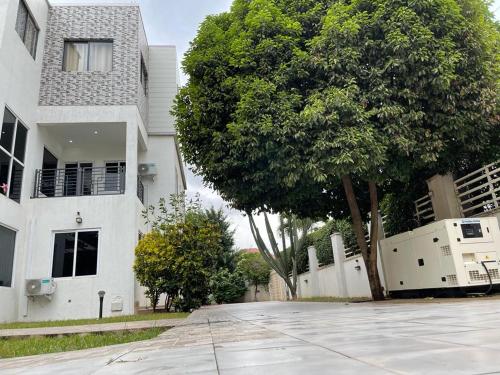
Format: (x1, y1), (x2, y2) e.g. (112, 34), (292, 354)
(380, 217), (500, 298)
(138, 163), (157, 177)
(25, 278), (56, 297)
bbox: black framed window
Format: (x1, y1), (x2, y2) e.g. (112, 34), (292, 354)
(63, 41), (113, 72)
(52, 231), (99, 278)
(0, 225), (16, 288)
(140, 56), (148, 96)
(15, 0), (39, 58)
(0, 108), (28, 203)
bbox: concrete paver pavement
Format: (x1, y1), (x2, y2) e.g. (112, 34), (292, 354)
(2, 300), (500, 374)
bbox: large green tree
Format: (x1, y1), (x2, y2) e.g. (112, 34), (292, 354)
(174, 0), (499, 300)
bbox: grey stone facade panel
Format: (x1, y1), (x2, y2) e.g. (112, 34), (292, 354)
(39, 5), (148, 123)
(137, 13), (149, 124)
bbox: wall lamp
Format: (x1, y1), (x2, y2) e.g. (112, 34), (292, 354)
(355, 259), (361, 271)
(76, 212), (83, 224)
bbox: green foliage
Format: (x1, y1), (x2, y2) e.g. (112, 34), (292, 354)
(306, 0), (499, 183)
(133, 232), (170, 312)
(296, 220), (358, 267)
(380, 192), (421, 236)
(249, 213), (310, 299)
(204, 207), (238, 271)
(163, 213), (223, 312)
(174, 0), (499, 218)
(209, 269), (247, 304)
(295, 239), (310, 274)
(174, 0), (499, 299)
(237, 252), (271, 287)
(135, 194), (225, 313)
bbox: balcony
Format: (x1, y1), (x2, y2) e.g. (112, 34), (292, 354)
(33, 166), (126, 199)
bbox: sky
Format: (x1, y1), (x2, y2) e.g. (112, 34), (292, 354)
(53, 0), (500, 249)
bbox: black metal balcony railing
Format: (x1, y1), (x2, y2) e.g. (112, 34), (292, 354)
(137, 176), (145, 204)
(33, 167), (126, 198)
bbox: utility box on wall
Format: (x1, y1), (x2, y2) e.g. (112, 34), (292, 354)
(380, 217), (500, 297)
(111, 296), (124, 312)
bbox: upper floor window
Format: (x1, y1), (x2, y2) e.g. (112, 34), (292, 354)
(15, 0), (39, 59)
(63, 41), (113, 72)
(0, 108), (27, 203)
(140, 56), (148, 96)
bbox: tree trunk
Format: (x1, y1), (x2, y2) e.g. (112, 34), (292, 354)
(367, 180), (385, 301)
(341, 175), (385, 301)
(254, 284), (258, 302)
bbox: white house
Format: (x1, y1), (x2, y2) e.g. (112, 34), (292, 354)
(0, 0), (186, 322)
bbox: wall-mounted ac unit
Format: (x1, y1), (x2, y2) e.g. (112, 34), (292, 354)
(138, 163), (157, 177)
(25, 278), (56, 297)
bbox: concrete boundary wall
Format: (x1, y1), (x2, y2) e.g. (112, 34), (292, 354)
(269, 232), (386, 300)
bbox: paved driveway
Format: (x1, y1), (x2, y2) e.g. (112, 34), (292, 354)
(2, 300), (500, 374)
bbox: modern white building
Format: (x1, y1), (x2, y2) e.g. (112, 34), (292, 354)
(0, 0), (185, 322)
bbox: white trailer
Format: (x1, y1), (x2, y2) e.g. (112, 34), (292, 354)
(380, 217), (500, 297)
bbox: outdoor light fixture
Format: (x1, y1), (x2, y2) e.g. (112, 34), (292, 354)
(68, 139), (73, 143)
(93, 130), (99, 135)
(354, 259), (361, 271)
(98, 290), (106, 319)
(76, 212), (83, 224)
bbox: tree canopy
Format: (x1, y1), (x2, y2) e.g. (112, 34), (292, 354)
(175, 0), (498, 217)
(174, 0), (499, 299)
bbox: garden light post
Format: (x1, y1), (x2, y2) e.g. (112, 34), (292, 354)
(98, 290), (105, 319)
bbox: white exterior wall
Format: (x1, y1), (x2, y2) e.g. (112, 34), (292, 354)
(343, 256), (372, 298)
(297, 272), (313, 298)
(148, 46), (178, 134)
(140, 136), (182, 206)
(0, 0), (49, 322)
(19, 105), (144, 321)
(317, 265), (340, 297)
(0, 3), (185, 322)
(271, 235), (386, 301)
(22, 196), (137, 321)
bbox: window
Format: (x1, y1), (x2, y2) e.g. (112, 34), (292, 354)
(15, 0), (39, 58)
(0, 108), (28, 203)
(52, 231), (99, 278)
(63, 41), (113, 72)
(105, 161), (125, 192)
(140, 56), (148, 96)
(0, 225), (16, 288)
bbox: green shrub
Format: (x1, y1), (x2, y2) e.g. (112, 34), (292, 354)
(306, 220), (358, 266)
(209, 269), (247, 304)
(296, 239), (310, 274)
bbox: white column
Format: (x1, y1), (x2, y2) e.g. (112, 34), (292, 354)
(125, 120), (138, 198)
(331, 233), (348, 298)
(307, 246), (320, 297)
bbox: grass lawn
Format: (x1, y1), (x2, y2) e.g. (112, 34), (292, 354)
(297, 297), (372, 303)
(0, 328), (166, 359)
(0, 312), (189, 330)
